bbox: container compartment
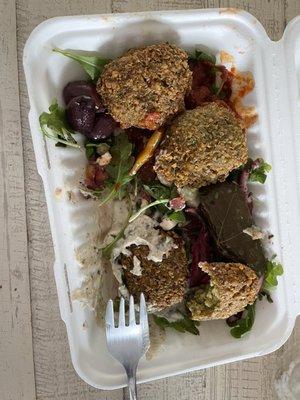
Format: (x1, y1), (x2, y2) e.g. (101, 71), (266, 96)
(24, 9), (300, 389)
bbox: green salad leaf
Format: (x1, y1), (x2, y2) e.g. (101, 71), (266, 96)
(92, 134), (134, 206)
(249, 159), (272, 184)
(263, 258), (283, 291)
(258, 290), (273, 303)
(189, 49), (216, 64)
(168, 210), (186, 223)
(230, 303), (256, 339)
(129, 199), (169, 223)
(39, 99), (80, 148)
(143, 182), (177, 200)
(153, 315), (200, 335)
(53, 48), (109, 82)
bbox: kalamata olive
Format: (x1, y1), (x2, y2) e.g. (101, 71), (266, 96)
(66, 96), (96, 134)
(87, 114), (118, 140)
(63, 81), (105, 112)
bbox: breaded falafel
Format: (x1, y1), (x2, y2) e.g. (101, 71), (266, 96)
(97, 43), (192, 130)
(154, 102), (248, 188)
(186, 262), (259, 321)
(121, 231), (188, 311)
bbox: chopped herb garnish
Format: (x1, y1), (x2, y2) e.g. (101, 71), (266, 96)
(230, 302), (256, 338)
(153, 314), (200, 335)
(53, 48), (109, 82)
(189, 49), (216, 64)
(249, 158), (272, 184)
(39, 99), (80, 148)
(263, 257), (283, 291)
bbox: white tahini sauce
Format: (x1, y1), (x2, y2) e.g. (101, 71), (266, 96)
(131, 256), (142, 276)
(112, 215), (177, 263)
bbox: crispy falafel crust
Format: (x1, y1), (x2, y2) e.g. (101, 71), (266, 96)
(121, 232), (188, 311)
(154, 102), (248, 188)
(187, 262), (259, 321)
(97, 43), (192, 130)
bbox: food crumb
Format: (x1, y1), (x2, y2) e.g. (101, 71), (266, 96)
(66, 190), (77, 203)
(82, 321), (88, 330)
(220, 50), (235, 65)
(54, 187), (63, 199)
(243, 225), (264, 240)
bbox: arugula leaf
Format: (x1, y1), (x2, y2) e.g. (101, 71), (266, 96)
(39, 99), (80, 148)
(143, 183), (177, 200)
(249, 159), (272, 184)
(85, 145), (95, 159)
(258, 290), (273, 303)
(263, 258), (283, 291)
(230, 303), (256, 339)
(101, 199), (132, 259)
(92, 134), (134, 206)
(53, 48), (109, 82)
(129, 199), (169, 223)
(143, 183), (177, 214)
(153, 315), (200, 335)
(189, 49), (216, 64)
(168, 210), (186, 223)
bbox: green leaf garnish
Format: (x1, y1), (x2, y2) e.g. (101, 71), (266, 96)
(189, 49), (216, 64)
(39, 99), (80, 148)
(230, 302), (256, 339)
(263, 258), (283, 291)
(249, 159), (272, 184)
(153, 315), (200, 335)
(53, 48), (109, 82)
(143, 183), (177, 201)
(143, 183), (177, 213)
(168, 210), (186, 223)
(258, 290), (273, 303)
(91, 134), (134, 206)
(129, 199), (169, 223)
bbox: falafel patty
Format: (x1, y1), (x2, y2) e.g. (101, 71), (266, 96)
(121, 232), (188, 311)
(97, 43), (192, 130)
(186, 262), (259, 321)
(154, 102), (248, 188)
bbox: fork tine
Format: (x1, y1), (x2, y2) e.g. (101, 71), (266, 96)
(105, 299), (115, 328)
(129, 295), (136, 325)
(139, 293), (148, 328)
(118, 297), (126, 326)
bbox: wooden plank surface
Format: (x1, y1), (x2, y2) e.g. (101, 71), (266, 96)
(16, 2), (123, 399)
(0, 1), (36, 399)
(0, 0), (297, 399)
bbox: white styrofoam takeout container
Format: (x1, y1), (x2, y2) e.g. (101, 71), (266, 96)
(23, 8), (300, 390)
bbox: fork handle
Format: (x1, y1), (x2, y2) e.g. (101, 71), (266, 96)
(126, 366), (137, 400)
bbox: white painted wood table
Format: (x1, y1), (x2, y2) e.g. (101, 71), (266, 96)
(1, 1), (300, 399)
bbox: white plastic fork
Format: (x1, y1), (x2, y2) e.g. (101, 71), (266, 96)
(105, 294), (150, 400)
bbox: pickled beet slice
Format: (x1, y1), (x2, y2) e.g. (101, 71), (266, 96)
(66, 95), (96, 134)
(63, 81), (105, 112)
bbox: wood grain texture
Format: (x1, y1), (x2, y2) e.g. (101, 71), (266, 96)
(16, 1), (122, 399)
(0, 1), (35, 399)
(7, 0), (300, 399)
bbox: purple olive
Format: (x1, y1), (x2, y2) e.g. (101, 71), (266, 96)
(66, 96), (96, 134)
(63, 81), (105, 112)
(87, 114), (118, 140)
